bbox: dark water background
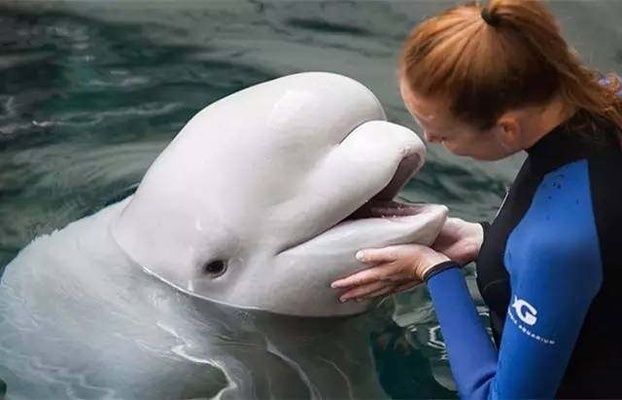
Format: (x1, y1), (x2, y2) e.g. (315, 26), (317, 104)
(1, 1), (621, 398)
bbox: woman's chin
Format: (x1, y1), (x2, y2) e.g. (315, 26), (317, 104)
(442, 142), (469, 156)
(443, 144), (512, 161)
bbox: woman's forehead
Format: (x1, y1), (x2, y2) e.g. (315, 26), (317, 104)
(399, 81), (445, 123)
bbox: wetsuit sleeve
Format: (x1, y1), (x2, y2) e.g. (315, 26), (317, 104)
(428, 231), (602, 399)
(426, 265), (498, 398)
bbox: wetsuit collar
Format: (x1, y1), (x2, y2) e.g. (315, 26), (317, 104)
(525, 109), (620, 173)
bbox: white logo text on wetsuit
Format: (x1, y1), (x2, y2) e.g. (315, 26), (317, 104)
(511, 296), (538, 325)
(508, 295), (556, 345)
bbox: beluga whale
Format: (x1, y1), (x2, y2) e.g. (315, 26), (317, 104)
(111, 71), (447, 316)
(0, 72), (448, 398)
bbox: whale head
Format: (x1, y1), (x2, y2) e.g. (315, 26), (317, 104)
(112, 72), (447, 316)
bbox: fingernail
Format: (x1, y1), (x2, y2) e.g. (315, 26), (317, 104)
(355, 251), (365, 261)
(339, 297), (348, 303)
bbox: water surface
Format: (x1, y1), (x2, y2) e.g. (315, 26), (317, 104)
(1, 1), (621, 398)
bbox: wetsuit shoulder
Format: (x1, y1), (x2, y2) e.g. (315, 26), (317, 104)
(506, 159), (604, 285)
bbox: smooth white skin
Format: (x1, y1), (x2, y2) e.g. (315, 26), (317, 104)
(112, 72), (447, 316)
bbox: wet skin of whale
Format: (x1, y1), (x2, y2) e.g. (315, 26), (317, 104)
(0, 72), (447, 398)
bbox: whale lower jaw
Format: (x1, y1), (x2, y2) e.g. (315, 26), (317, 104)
(257, 203), (448, 317)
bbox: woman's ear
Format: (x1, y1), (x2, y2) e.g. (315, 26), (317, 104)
(494, 113), (523, 152)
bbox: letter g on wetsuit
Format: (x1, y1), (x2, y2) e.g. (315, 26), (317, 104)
(426, 109), (622, 399)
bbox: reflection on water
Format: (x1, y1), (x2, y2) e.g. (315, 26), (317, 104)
(1, 1), (621, 398)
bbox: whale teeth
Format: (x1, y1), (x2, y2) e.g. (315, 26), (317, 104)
(343, 199), (424, 221)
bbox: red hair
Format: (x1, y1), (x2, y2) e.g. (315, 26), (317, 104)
(399, 0), (622, 132)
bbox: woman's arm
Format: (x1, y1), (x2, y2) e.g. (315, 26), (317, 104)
(335, 226), (602, 398)
(426, 234), (602, 399)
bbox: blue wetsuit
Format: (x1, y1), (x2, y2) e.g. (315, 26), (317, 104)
(426, 109), (622, 399)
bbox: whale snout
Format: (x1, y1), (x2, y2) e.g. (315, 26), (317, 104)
(274, 120), (427, 251)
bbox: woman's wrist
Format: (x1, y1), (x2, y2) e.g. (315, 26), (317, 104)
(422, 260), (461, 282)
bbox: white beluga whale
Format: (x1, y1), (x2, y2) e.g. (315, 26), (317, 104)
(0, 72), (447, 398)
(112, 71), (447, 316)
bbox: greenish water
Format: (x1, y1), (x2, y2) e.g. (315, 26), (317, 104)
(1, 1), (621, 398)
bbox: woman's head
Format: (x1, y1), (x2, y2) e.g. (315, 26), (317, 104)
(398, 0), (622, 160)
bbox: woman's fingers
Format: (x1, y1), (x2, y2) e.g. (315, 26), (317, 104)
(353, 279), (421, 302)
(331, 244), (440, 302)
(355, 247), (399, 264)
(337, 281), (390, 302)
(331, 261), (397, 289)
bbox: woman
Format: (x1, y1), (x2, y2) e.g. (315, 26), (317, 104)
(331, 0), (622, 398)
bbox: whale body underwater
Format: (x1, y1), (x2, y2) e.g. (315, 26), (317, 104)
(0, 72), (448, 398)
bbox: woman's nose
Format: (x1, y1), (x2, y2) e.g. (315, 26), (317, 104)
(424, 130), (442, 143)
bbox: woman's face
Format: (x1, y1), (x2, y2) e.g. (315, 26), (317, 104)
(399, 78), (517, 161)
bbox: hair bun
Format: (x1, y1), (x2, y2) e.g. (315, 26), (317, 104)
(481, 8), (501, 26)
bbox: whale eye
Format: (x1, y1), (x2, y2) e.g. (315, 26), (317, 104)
(203, 260), (227, 277)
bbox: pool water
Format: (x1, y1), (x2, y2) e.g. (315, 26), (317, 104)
(1, 1), (621, 398)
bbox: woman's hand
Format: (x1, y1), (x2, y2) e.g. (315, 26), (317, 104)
(331, 244), (449, 302)
(367, 204), (483, 265)
(432, 217), (484, 265)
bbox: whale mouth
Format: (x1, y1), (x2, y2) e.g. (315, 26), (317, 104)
(342, 152), (424, 221)
(275, 151), (428, 256)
